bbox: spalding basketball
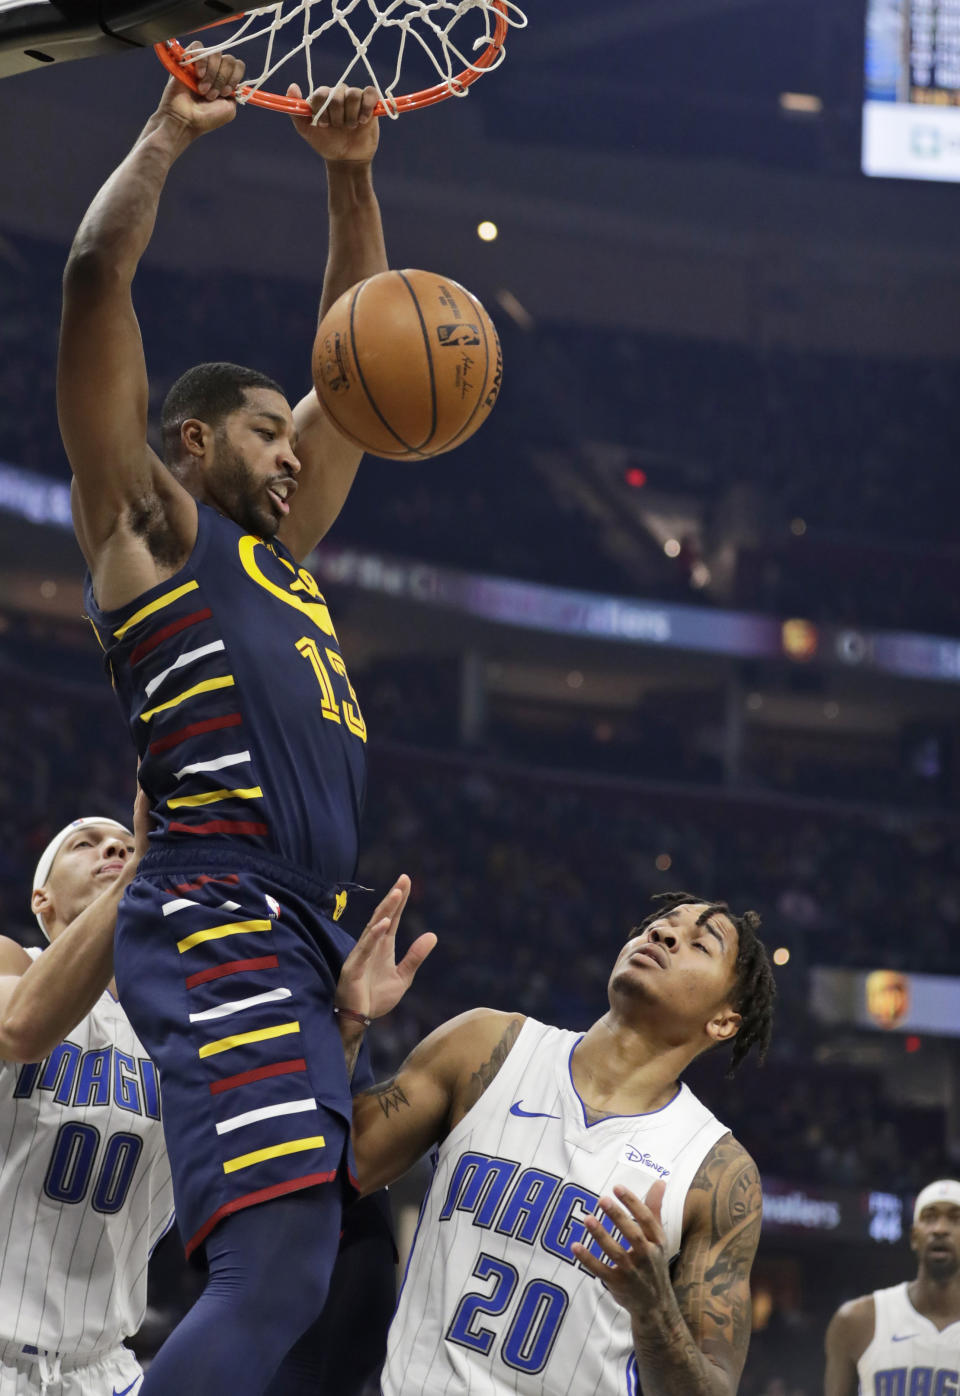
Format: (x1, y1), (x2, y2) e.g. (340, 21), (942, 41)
(312, 269), (502, 460)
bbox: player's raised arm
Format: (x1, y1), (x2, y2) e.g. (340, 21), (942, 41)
(574, 1133), (762, 1396)
(823, 1298), (873, 1396)
(282, 83), (388, 561)
(58, 59), (243, 585)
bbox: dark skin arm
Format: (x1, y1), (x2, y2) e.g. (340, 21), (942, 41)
(59, 58), (243, 610)
(824, 1297), (874, 1396)
(282, 83), (389, 562)
(572, 1133), (763, 1396)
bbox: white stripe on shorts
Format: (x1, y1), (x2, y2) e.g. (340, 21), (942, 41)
(162, 898), (197, 916)
(215, 1098), (319, 1135)
(188, 987), (292, 1023)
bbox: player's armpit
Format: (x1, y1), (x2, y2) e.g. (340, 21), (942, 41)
(670, 1133), (763, 1389)
(351, 1009), (524, 1194)
(279, 391), (364, 562)
(823, 1298), (874, 1396)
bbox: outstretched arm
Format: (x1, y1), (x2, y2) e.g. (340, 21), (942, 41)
(282, 84), (389, 561)
(573, 1134), (763, 1396)
(58, 58), (242, 588)
(0, 790), (149, 1062)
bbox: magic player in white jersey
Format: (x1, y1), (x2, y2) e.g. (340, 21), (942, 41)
(824, 1178), (960, 1396)
(334, 885), (776, 1395)
(0, 801), (175, 1396)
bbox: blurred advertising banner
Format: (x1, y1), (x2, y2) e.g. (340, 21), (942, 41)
(762, 1178), (905, 1244)
(810, 965), (960, 1037)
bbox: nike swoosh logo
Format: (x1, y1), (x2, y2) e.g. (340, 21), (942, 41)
(112, 1379), (141, 1396)
(510, 1101), (559, 1120)
(892, 1334), (920, 1342)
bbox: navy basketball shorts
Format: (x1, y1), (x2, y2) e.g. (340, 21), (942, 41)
(114, 847), (365, 1260)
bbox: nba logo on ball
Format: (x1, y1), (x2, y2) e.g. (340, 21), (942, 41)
(437, 323), (481, 347)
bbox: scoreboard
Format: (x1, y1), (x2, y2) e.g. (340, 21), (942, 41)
(863, 0), (960, 180)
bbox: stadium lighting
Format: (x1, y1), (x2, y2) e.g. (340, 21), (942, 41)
(663, 538), (681, 558)
(780, 93), (823, 115)
(477, 220), (499, 242)
(773, 948), (791, 966)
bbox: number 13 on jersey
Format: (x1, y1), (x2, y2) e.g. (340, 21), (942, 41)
(295, 636), (367, 741)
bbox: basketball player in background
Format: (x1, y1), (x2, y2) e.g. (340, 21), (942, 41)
(824, 1178), (960, 1396)
(57, 52), (414, 1396)
(0, 798), (176, 1396)
(336, 885), (776, 1395)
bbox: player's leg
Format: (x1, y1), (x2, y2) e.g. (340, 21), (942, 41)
(140, 1186), (341, 1396)
(266, 1195), (397, 1395)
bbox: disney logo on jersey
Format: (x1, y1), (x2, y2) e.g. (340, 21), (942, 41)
(620, 1144), (671, 1179)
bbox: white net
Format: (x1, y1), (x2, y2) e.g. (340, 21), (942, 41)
(172, 0), (528, 119)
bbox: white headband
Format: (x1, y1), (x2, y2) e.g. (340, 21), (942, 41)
(913, 1179), (960, 1223)
(32, 817), (132, 939)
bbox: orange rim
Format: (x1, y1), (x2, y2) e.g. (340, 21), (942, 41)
(154, 0), (509, 116)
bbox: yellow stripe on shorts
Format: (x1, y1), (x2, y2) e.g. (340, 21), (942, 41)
(177, 918), (272, 954)
(141, 675), (235, 722)
(223, 1136), (327, 1175)
(168, 786), (264, 810)
(198, 1021), (300, 1059)
(113, 581), (200, 639)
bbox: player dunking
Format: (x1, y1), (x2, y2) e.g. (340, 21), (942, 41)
(57, 56), (426, 1396)
(336, 886), (776, 1394)
(0, 801), (175, 1396)
(825, 1178), (960, 1396)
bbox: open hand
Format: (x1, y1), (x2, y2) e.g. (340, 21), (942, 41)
(288, 83), (380, 163)
(156, 45), (246, 137)
(572, 1182), (676, 1319)
(337, 875), (436, 1020)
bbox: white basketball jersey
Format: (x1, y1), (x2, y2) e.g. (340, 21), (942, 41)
(384, 1018), (730, 1395)
(0, 950), (174, 1358)
(857, 1283), (960, 1396)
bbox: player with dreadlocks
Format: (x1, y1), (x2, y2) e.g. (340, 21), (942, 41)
(326, 881), (776, 1396)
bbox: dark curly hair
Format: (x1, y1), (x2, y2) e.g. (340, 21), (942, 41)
(632, 891), (776, 1074)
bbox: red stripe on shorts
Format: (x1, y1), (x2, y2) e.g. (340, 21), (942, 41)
(130, 608), (213, 665)
(149, 712), (243, 755)
(208, 1058), (308, 1096)
(168, 819), (269, 836)
(185, 955), (279, 990)
(172, 873), (241, 893)
(186, 1172), (337, 1259)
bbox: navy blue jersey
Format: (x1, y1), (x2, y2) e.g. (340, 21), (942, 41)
(84, 502), (366, 884)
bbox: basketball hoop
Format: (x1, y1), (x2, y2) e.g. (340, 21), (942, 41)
(155, 0), (526, 120)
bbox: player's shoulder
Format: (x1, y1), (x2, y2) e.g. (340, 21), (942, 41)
(826, 1293), (876, 1356)
(682, 1131), (762, 1235)
(0, 936), (34, 976)
(691, 1131), (760, 1194)
(425, 1008), (527, 1062)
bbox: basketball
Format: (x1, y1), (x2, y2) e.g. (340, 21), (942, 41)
(312, 269), (503, 460)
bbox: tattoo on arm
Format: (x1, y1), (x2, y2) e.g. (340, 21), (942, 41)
(368, 1075), (411, 1120)
(461, 1018), (523, 1113)
(671, 1134), (763, 1378)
